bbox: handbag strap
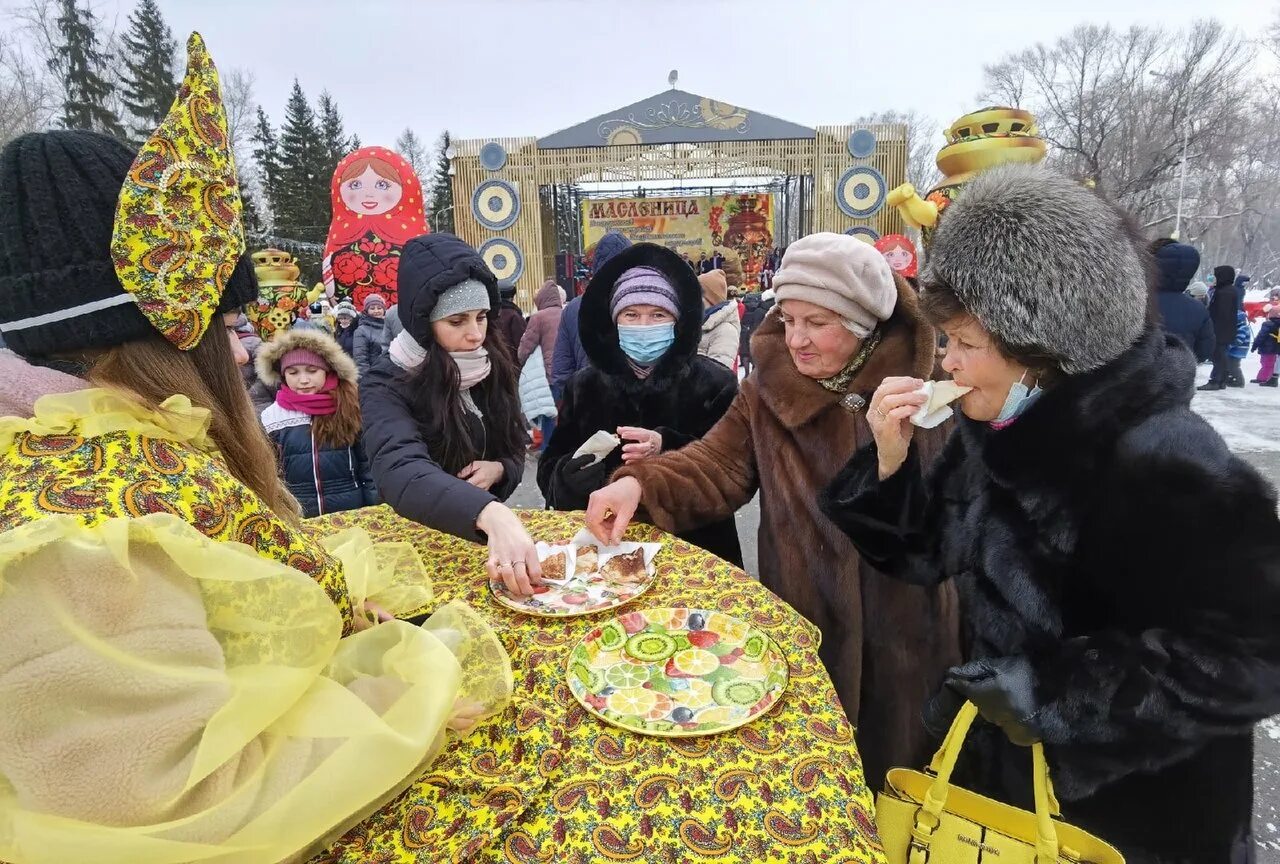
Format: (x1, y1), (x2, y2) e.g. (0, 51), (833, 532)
(911, 701), (1061, 864)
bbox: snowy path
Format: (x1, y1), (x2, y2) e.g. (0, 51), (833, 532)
(1192, 351), (1280, 860)
(1192, 353), (1280, 457)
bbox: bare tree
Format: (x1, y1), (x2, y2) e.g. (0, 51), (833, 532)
(222, 67), (256, 157)
(395, 127), (427, 178)
(981, 17), (1279, 279)
(0, 33), (56, 144)
(984, 24), (1254, 221)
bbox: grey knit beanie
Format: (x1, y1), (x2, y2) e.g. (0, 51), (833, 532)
(923, 163), (1146, 374)
(429, 278), (491, 322)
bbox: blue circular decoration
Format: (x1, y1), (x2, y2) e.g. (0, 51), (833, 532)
(472, 179), (521, 230)
(479, 238), (524, 282)
(844, 226), (881, 244)
(848, 129), (877, 159)
(835, 165), (887, 219)
(479, 141), (507, 171)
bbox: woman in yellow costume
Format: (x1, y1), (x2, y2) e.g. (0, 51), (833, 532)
(0, 34), (509, 864)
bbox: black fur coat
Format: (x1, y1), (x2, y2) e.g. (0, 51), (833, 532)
(822, 329), (1280, 864)
(537, 242), (742, 565)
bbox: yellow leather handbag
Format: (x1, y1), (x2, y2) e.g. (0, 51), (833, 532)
(876, 702), (1124, 864)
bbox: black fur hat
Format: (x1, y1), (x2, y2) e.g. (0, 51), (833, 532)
(923, 163), (1147, 374)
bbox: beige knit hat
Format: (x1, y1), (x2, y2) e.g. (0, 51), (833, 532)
(772, 233), (896, 337)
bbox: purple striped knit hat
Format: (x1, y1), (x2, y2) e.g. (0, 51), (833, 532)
(609, 266), (680, 320)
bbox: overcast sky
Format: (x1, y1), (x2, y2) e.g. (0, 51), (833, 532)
(5, 0), (1273, 148)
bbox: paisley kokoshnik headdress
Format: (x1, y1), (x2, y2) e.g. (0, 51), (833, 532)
(110, 31), (244, 351)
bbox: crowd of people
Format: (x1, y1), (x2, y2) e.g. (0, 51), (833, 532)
(0, 39), (1278, 864)
(1151, 237), (1278, 388)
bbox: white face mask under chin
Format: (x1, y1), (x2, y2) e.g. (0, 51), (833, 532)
(991, 369), (1043, 426)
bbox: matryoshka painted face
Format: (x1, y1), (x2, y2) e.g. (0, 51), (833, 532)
(883, 246), (913, 272)
(341, 167), (402, 216)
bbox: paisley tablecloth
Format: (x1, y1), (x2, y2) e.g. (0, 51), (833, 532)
(307, 507), (885, 864)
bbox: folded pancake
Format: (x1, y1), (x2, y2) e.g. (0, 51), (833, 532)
(573, 431), (622, 465)
(909, 380), (972, 429)
(541, 551), (567, 582)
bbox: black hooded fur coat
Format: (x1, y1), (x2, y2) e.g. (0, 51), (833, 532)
(537, 242), (742, 565)
(822, 330), (1280, 864)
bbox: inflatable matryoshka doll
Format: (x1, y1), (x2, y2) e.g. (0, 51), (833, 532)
(322, 146), (428, 309)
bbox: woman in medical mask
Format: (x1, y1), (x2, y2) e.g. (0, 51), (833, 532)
(539, 243), (742, 565)
(584, 233), (959, 791)
(822, 164), (1280, 864)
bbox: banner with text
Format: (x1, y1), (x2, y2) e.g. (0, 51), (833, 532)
(581, 193), (775, 279)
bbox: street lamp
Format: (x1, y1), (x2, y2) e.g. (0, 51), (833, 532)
(431, 204), (455, 234)
(1150, 69), (1191, 240)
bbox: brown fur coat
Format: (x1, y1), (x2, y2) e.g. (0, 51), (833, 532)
(615, 276), (960, 788)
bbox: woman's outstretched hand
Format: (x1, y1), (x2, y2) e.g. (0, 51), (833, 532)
(867, 377), (926, 480)
(586, 477), (643, 546)
(477, 501), (543, 595)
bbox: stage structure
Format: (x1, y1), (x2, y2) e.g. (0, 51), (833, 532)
(450, 88), (906, 307)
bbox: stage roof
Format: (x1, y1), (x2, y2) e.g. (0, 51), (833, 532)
(537, 89), (816, 149)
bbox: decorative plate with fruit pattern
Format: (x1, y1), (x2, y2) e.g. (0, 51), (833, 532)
(566, 607), (789, 737)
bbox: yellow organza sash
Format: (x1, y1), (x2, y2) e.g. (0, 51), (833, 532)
(0, 514), (510, 864)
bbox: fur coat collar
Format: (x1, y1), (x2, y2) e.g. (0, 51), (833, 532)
(750, 274), (936, 429)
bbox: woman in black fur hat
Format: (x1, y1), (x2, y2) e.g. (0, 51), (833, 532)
(822, 163), (1280, 864)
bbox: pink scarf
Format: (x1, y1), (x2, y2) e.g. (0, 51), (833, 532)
(275, 373), (339, 415)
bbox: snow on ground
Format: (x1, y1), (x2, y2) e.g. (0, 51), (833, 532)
(1192, 352), (1280, 455)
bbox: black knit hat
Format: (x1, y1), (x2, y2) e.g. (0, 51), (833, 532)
(0, 130), (258, 359)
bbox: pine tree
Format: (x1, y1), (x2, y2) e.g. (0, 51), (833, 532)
(428, 130), (454, 234)
(251, 106), (281, 223)
(51, 0), (125, 137)
(240, 180), (264, 235)
(274, 80), (328, 242)
(119, 0), (177, 143)
(316, 90), (354, 172)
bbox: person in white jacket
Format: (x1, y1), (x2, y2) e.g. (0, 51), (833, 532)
(697, 269), (741, 370)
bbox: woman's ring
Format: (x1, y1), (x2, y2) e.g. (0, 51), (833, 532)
(872, 407), (887, 420)
(512, 561), (527, 569)
(495, 561), (511, 568)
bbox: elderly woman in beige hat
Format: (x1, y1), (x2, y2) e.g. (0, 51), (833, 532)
(586, 232), (959, 788)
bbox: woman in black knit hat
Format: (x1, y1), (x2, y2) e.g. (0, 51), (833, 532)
(360, 232), (538, 596)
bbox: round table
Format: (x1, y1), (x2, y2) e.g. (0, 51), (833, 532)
(307, 507), (885, 864)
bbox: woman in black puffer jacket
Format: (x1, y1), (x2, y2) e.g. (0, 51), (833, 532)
(257, 328), (380, 517)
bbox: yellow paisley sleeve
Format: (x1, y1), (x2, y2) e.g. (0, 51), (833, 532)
(0, 392), (356, 634)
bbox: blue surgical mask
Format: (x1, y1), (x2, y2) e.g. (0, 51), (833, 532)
(992, 370), (1043, 426)
(617, 323), (676, 365)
